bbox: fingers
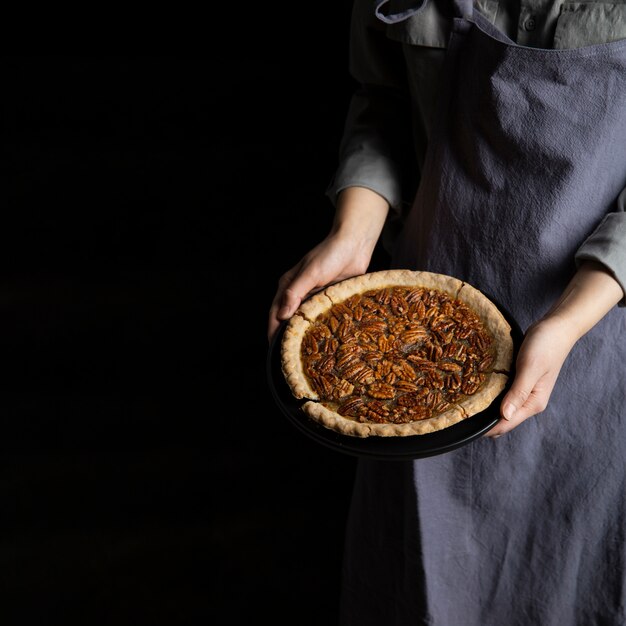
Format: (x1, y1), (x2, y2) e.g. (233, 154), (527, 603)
(267, 311), (283, 344)
(268, 269), (298, 342)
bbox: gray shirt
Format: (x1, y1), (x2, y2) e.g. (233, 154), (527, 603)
(327, 0), (626, 302)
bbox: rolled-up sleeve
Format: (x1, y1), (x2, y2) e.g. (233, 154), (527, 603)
(325, 0), (415, 213)
(574, 187), (626, 306)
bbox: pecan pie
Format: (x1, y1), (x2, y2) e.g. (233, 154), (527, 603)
(280, 270), (514, 437)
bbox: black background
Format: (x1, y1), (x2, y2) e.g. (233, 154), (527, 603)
(0, 9), (374, 626)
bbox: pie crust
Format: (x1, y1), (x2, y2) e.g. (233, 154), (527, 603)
(280, 270), (514, 437)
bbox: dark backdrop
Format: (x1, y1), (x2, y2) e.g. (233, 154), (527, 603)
(1, 13), (381, 626)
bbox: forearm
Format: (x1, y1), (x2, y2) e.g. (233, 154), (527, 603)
(542, 261), (624, 341)
(331, 186), (390, 255)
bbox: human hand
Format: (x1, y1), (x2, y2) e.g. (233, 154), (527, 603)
(267, 232), (372, 342)
(485, 261), (624, 438)
(485, 316), (578, 438)
(267, 186), (390, 342)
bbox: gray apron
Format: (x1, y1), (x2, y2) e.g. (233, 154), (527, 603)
(340, 1), (626, 625)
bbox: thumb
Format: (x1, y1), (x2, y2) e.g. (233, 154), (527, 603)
(501, 387), (526, 422)
(500, 366), (543, 422)
(277, 272), (323, 320)
(277, 287), (302, 319)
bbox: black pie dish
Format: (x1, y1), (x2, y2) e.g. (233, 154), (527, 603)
(267, 298), (524, 461)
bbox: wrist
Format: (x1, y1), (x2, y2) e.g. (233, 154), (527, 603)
(539, 261), (624, 342)
(535, 312), (584, 346)
(325, 229), (378, 273)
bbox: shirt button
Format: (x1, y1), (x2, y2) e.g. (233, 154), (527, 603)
(525, 16), (536, 31)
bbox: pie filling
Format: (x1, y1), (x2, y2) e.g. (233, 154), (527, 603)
(300, 286), (496, 425)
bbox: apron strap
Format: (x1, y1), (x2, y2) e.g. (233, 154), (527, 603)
(374, 0), (428, 24)
(374, 0), (473, 24)
(451, 0), (473, 19)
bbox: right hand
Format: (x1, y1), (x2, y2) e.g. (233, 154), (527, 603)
(267, 186), (391, 342)
(267, 232), (372, 342)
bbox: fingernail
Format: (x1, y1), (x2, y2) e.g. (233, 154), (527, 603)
(492, 435), (502, 439)
(502, 403), (515, 421)
(278, 306), (290, 318)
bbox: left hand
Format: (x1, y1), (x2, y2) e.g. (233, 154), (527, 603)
(485, 315), (578, 438)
